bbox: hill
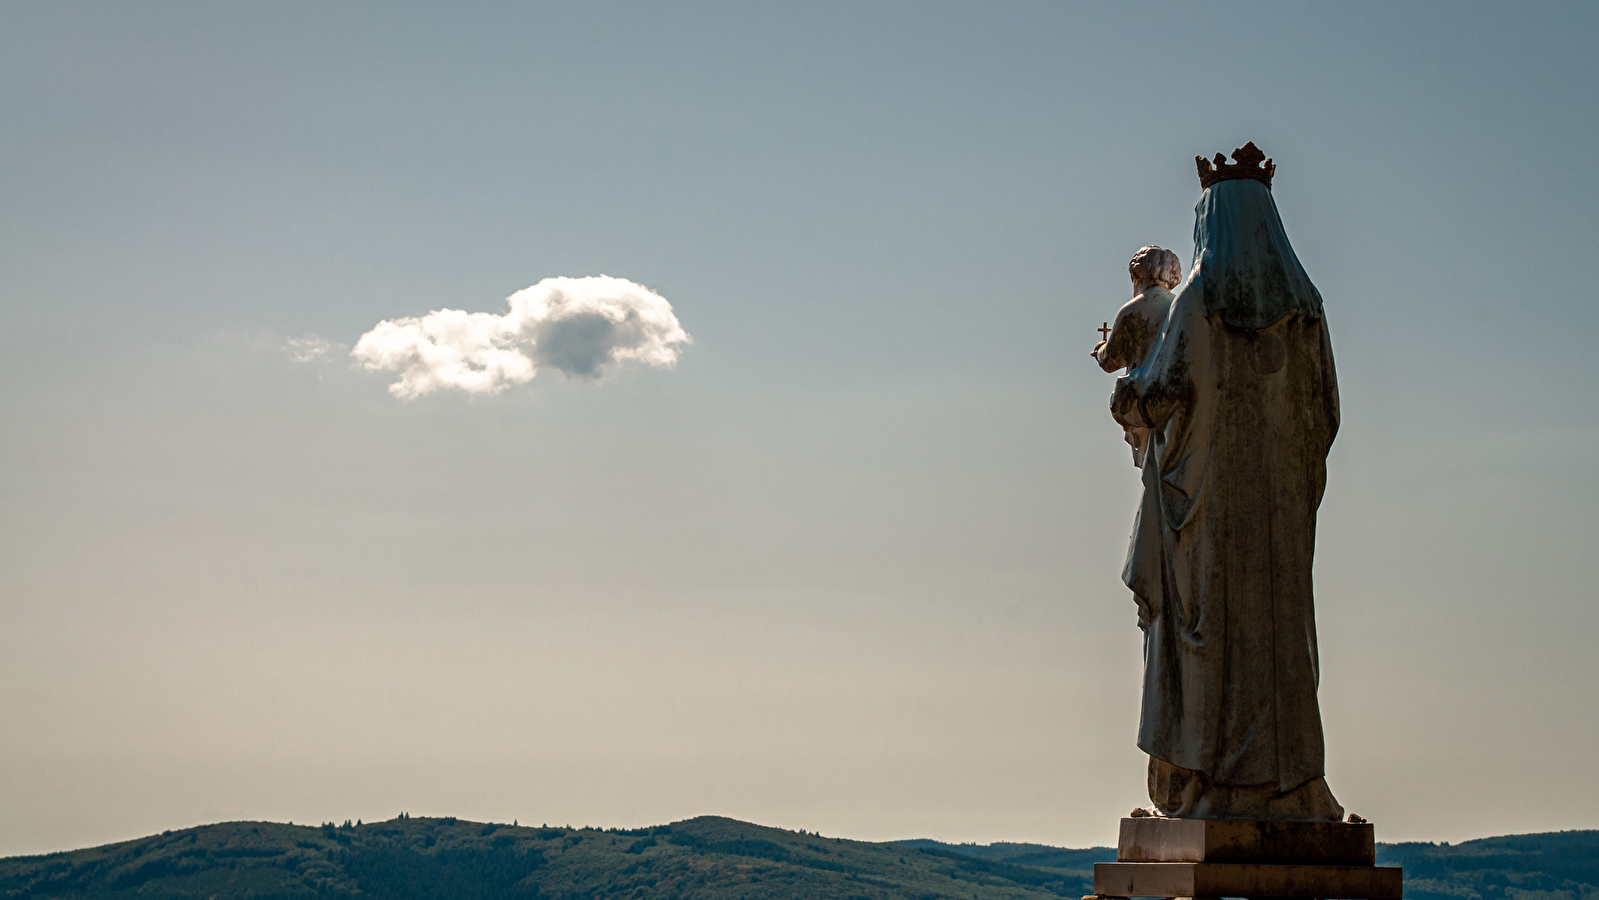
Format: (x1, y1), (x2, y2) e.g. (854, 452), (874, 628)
(892, 840), (1110, 873)
(1376, 830), (1599, 900)
(0, 815), (1098, 900)
(2, 816), (1595, 900)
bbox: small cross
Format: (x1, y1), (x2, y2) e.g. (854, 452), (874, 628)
(1098, 321), (1112, 341)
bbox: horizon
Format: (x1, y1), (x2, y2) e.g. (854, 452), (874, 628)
(12, 811), (1591, 862)
(3, 0), (1597, 859)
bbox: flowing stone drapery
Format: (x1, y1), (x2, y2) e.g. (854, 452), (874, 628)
(1111, 178), (1343, 821)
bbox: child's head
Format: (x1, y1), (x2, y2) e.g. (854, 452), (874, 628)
(1129, 245), (1182, 290)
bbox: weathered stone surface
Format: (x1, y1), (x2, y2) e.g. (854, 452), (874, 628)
(1092, 245), (1182, 468)
(1093, 861), (1402, 899)
(1103, 168), (1346, 819)
(1117, 817), (1375, 865)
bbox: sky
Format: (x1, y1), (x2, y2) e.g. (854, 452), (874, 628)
(2, 0), (1597, 858)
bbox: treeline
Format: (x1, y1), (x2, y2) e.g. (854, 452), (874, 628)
(1378, 831), (1599, 900)
(5, 815), (1593, 900)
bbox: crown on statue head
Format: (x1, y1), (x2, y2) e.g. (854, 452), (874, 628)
(1195, 142), (1275, 189)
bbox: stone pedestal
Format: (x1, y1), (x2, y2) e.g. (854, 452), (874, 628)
(1091, 818), (1402, 899)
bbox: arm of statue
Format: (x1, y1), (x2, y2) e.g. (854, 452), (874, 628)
(1110, 299), (1199, 432)
(1319, 316), (1341, 451)
(1111, 373), (1151, 428)
(1093, 308), (1135, 372)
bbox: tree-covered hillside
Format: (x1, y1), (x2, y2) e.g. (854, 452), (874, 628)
(1378, 831), (1599, 900)
(3, 816), (1594, 900)
(893, 840), (1110, 873)
(0, 816), (1096, 900)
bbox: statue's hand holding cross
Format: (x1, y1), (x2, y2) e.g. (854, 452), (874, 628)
(1092, 320), (1111, 358)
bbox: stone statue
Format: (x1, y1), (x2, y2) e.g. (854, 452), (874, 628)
(1102, 143), (1344, 821)
(1092, 246), (1183, 466)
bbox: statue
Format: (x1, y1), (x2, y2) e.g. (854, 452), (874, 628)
(1099, 143), (1344, 822)
(1092, 246), (1183, 467)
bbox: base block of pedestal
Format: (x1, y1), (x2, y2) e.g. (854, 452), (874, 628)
(1117, 817), (1376, 865)
(1093, 861), (1403, 899)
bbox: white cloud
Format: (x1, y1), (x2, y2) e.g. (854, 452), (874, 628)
(350, 276), (691, 400)
(284, 335), (340, 362)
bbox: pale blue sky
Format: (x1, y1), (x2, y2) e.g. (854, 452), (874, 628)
(2, 1), (1596, 856)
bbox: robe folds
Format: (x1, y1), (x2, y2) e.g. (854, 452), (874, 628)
(1111, 178), (1340, 805)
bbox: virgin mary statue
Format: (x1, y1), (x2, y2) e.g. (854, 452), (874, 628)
(1111, 143), (1344, 821)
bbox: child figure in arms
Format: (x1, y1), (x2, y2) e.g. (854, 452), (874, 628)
(1092, 245), (1183, 467)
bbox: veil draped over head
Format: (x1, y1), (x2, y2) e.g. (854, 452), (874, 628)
(1183, 179), (1323, 331)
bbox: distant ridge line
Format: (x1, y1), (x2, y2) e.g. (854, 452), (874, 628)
(3, 816), (1596, 900)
